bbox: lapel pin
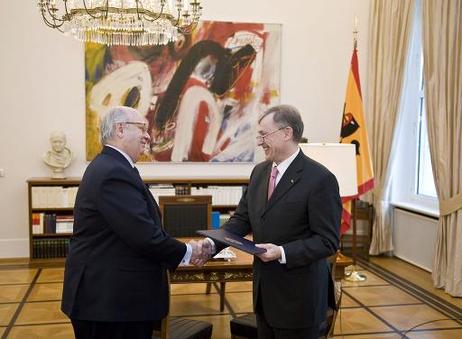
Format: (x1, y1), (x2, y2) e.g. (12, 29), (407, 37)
(290, 179), (294, 184)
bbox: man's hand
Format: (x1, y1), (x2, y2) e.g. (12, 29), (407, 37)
(189, 239), (212, 267)
(255, 243), (282, 262)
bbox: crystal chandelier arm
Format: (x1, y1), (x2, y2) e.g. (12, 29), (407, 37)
(177, 21), (197, 35)
(40, 13), (65, 29)
(63, 0), (70, 15)
(135, 0), (141, 20)
(39, 1), (66, 29)
(174, 0), (201, 32)
(38, 0), (202, 45)
(54, 24), (65, 33)
(173, 0), (183, 27)
(82, 0), (105, 19)
(139, 0), (166, 22)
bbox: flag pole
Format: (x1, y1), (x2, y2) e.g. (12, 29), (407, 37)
(344, 16), (367, 282)
(353, 15), (359, 50)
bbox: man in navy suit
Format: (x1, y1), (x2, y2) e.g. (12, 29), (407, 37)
(61, 106), (208, 339)
(206, 105), (342, 338)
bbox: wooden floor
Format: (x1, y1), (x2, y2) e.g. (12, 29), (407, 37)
(0, 257), (461, 338)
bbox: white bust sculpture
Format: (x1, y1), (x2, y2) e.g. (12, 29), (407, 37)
(43, 131), (73, 179)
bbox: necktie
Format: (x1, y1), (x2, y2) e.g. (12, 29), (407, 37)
(267, 166), (279, 200)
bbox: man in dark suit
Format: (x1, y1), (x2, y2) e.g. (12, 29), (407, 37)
(61, 106), (207, 339)
(207, 105), (341, 338)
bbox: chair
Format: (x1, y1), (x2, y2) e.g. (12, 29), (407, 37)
(230, 313), (257, 339)
(229, 253), (342, 339)
(341, 200), (374, 259)
(159, 195), (212, 237)
(152, 272), (213, 339)
(320, 253), (342, 338)
(153, 317), (213, 339)
(159, 195), (226, 311)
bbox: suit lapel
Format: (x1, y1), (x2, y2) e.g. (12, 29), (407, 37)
(262, 152), (305, 216)
(102, 146), (162, 221)
(132, 171), (162, 221)
(255, 162), (272, 218)
(145, 185), (162, 220)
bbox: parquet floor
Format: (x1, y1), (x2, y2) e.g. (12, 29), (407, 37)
(0, 257), (461, 338)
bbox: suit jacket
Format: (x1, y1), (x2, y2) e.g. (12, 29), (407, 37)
(61, 146), (186, 322)
(222, 150), (341, 329)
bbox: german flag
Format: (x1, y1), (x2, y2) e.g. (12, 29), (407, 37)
(339, 47), (374, 234)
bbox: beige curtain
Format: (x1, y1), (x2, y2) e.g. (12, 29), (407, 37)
(367, 0), (415, 255)
(422, 0), (462, 297)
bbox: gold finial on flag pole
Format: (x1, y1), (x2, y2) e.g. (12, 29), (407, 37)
(353, 16), (359, 50)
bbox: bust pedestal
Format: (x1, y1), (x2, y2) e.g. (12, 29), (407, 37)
(51, 167), (66, 179)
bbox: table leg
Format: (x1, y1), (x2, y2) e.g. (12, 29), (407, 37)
(220, 282), (226, 312)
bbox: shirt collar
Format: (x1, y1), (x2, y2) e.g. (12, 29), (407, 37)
(273, 147), (300, 179)
(105, 144), (135, 168)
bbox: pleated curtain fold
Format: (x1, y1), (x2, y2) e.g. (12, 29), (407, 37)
(367, 0), (415, 255)
(422, 0), (462, 297)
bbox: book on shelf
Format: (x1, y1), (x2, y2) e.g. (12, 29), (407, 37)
(31, 186), (78, 208)
(175, 185), (191, 195)
(44, 214), (56, 234)
(32, 237), (70, 259)
(190, 186), (243, 205)
(56, 215), (74, 233)
(32, 213), (44, 234)
(31, 213), (74, 235)
(148, 184), (176, 203)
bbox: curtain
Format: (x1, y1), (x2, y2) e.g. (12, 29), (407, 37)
(422, 0), (462, 296)
(367, 0), (415, 255)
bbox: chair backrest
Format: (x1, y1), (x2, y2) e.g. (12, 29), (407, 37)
(159, 195), (212, 237)
(154, 271), (213, 339)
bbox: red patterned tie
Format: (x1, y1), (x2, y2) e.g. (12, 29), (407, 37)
(267, 166), (279, 200)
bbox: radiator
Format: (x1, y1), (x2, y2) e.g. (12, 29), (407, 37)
(392, 207), (438, 272)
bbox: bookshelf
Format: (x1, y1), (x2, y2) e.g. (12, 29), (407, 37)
(27, 177), (249, 264)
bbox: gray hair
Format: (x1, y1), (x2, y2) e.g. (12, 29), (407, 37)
(100, 106), (138, 144)
(258, 105), (304, 142)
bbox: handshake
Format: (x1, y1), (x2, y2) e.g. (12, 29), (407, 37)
(188, 239), (214, 267)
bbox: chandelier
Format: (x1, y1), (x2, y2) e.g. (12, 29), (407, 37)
(37, 0), (202, 46)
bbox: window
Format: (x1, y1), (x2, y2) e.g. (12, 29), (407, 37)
(390, 0), (438, 216)
(416, 95), (437, 197)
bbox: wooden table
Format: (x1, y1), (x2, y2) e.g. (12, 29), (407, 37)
(172, 239), (350, 311)
(172, 243), (253, 311)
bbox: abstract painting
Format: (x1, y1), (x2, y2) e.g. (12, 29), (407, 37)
(85, 20), (281, 162)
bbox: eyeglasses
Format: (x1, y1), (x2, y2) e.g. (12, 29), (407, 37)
(256, 126), (288, 142)
(116, 121), (148, 133)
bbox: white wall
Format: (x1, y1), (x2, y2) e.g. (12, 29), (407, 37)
(0, 0), (370, 258)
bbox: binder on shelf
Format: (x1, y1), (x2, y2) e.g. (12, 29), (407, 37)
(211, 211), (220, 229)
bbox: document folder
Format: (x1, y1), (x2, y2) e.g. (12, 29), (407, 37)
(197, 229), (267, 255)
